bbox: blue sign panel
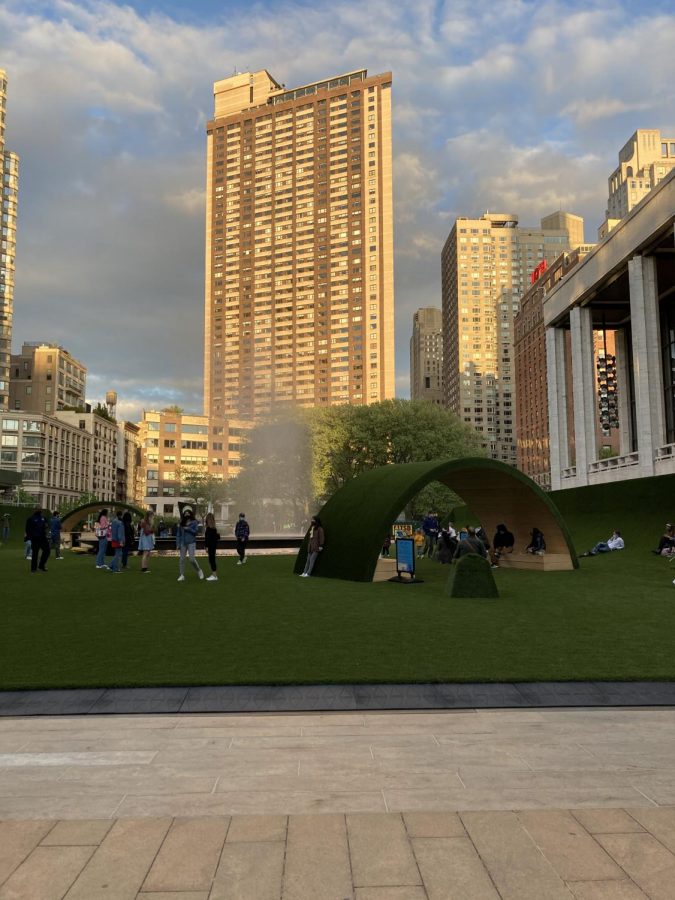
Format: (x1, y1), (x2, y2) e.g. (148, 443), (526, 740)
(396, 537), (415, 575)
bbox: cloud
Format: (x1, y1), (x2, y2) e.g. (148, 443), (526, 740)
(1, 0), (674, 407)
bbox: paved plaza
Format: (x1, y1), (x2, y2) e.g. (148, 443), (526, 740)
(1, 707), (675, 897)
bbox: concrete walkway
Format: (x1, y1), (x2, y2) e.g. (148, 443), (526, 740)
(1, 707), (675, 897)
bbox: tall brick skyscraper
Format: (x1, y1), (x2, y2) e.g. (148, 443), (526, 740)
(0, 70), (19, 413)
(204, 68), (395, 419)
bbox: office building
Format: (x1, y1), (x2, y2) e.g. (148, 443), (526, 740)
(136, 410), (251, 519)
(204, 68), (395, 419)
(0, 70), (19, 414)
(442, 210), (584, 464)
(410, 307), (443, 404)
(0, 412), (92, 509)
(9, 343), (87, 414)
(545, 170), (675, 488)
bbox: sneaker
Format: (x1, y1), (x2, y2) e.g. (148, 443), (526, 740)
(236, 560), (243, 565)
(198, 569), (205, 580)
(141, 569), (150, 574)
(206, 574), (218, 581)
(242, 557), (247, 564)
(177, 574), (185, 582)
(96, 565), (105, 569)
(300, 572), (309, 577)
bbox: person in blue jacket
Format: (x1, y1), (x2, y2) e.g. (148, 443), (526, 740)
(176, 507), (204, 582)
(25, 507), (50, 573)
(109, 510), (125, 573)
(49, 511), (63, 560)
(421, 511), (440, 558)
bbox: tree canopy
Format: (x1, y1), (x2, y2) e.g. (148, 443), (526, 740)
(227, 400), (484, 530)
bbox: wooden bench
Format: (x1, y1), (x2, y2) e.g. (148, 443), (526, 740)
(494, 551), (574, 572)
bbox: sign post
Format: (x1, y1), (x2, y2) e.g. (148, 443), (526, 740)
(390, 536), (423, 584)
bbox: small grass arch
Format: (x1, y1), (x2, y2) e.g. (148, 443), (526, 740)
(61, 501), (146, 533)
(294, 457), (578, 581)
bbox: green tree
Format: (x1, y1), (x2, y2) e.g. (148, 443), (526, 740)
(93, 403), (116, 423)
(309, 399), (485, 508)
(58, 491), (100, 517)
(227, 413), (314, 532)
(178, 464), (229, 519)
(162, 405), (184, 415)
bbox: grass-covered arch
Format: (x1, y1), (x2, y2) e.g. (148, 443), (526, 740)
(294, 457), (578, 581)
(61, 501), (146, 533)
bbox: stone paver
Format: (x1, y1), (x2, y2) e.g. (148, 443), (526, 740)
(412, 836), (500, 899)
(210, 842), (284, 900)
(0, 845), (94, 900)
(0, 709), (673, 897)
(141, 816), (229, 893)
(348, 813), (421, 888)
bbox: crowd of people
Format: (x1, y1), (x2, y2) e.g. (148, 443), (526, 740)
(399, 513), (544, 568)
(18, 505), (253, 581)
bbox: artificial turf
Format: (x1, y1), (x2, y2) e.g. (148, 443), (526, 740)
(1, 529), (674, 688)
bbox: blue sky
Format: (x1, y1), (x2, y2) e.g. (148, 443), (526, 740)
(1, 0), (675, 419)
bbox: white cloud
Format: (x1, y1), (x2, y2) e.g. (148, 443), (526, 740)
(1, 0), (674, 404)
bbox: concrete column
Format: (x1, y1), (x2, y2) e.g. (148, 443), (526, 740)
(570, 305), (597, 485)
(545, 326), (569, 491)
(628, 254), (664, 475)
(613, 329), (632, 457)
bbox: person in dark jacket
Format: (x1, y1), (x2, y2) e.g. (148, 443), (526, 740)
(454, 526), (488, 560)
(109, 510), (125, 573)
(204, 512), (220, 581)
(492, 523), (515, 565)
(234, 512), (250, 565)
(421, 511), (440, 558)
(300, 516), (325, 577)
(25, 508), (50, 573)
(121, 511), (134, 569)
(526, 528), (546, 555)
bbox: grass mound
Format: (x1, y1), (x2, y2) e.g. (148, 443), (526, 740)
(446, 554), (499, 598)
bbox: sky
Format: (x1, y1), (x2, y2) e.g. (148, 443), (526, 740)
(2, 0), (675, 421)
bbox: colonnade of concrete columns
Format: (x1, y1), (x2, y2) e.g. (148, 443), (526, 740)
(547, 253), (666, 490)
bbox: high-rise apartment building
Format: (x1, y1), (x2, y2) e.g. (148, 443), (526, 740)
(136, 410), (251, 520)
(204, 68), (395, 419)
(0, 70), (19, 413)
(410, 307), (443, 404)
(9, 343), (87, 414)
(442, 211), (584, 464)
(606, 129), (675, 220)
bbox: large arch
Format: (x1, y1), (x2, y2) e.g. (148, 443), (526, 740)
(61, 501), (146, 533)
(294, 457), (578, 581)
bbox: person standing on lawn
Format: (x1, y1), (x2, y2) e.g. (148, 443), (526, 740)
(300, 516), (325, 577)
(49, 511), (63, 560)
(234, 512), (250, 565)
(176, 507), (204, 582)
(121, 511), (134, 569)
(204, 512), (220, 581)
(138, 511), (155, 574)
(25, 507), (50, 573)
(109, 510), (125, 573)
(95, 509), (110, 569)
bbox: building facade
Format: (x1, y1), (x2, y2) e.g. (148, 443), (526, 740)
(117, 421), (141, 506)
(136, 410), (251, 520)
(204, 68), (395, 419)
(605, 129), (675, 223)
(0, 412), (92, 509)
(410, 307), (443, 404)
(54, 411), (118, 501)
(545, 170), (675, 488)
(442, 211), (584, 464)
(0, 70), (19, 414)
(514, 247), (596, 488)
(9, 343), (87, 414)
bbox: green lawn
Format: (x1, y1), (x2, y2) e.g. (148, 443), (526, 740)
(2, 476), (675, 689)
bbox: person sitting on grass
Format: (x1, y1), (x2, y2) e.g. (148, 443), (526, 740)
(581, 530), (625, 557)
(652, 524), (675, 556)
